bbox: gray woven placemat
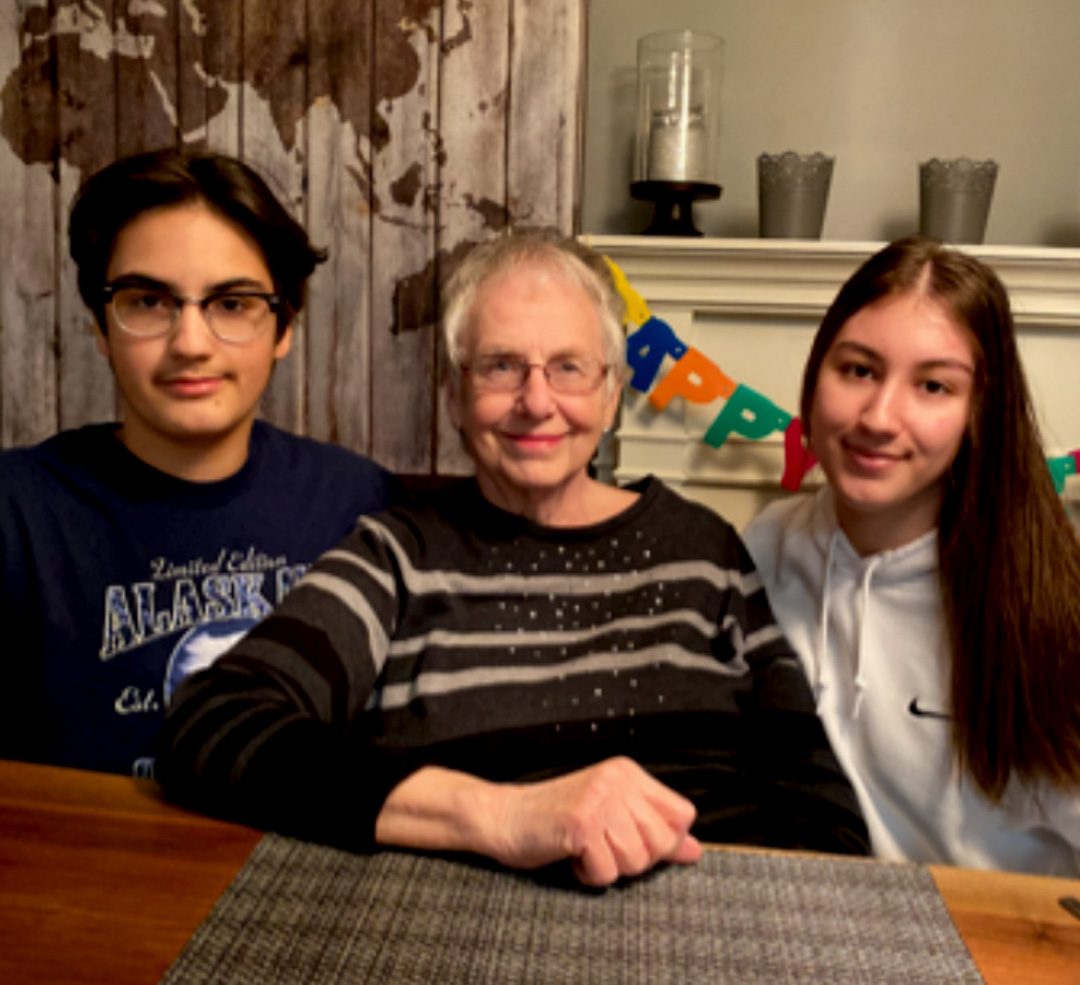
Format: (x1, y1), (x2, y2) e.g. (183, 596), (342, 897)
(160, 834), (984, 984)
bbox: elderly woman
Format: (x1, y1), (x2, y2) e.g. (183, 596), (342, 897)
(159, 233), (867, 886)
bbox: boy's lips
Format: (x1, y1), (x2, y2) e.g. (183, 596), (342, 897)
(158, 375), (225, 398)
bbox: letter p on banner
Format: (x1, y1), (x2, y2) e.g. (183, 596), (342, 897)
(649, 349), (736, 411)
(703, 384), (792, 449)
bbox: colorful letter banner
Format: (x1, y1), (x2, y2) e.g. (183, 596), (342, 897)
(608, 257), (1078, 496)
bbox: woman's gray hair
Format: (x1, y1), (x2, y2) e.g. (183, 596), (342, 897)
(441, 231), (627, 393)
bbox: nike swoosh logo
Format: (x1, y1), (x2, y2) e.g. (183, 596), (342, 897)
(908, 697), (951, 720)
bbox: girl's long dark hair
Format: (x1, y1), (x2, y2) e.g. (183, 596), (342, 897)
(801, 236), (1080, 799)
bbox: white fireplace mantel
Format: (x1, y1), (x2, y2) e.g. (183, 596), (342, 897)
(584, 236), (1080, 528)
(584, 235), (1080, 325)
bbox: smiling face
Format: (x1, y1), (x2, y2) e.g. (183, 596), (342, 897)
(808, 290), (977, 554)
(450, 262), (621, 524)
(98, 202), (292, 480)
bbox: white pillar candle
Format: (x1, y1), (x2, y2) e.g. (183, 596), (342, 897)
(647, 118), (706, 182)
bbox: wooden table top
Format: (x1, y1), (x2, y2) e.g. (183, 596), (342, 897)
(1, 758), (1077, 985)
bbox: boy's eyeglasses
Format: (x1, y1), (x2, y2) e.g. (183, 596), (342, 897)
(101, 282), (281, 344)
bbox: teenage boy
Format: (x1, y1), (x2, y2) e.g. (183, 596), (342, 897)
(0, 149), (394, 777)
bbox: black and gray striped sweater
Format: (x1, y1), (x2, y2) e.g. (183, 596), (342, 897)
(160, 477), (868, 857)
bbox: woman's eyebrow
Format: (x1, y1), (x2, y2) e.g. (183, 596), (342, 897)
(473, 345), (524, 357)
(832, 340), (974, 375)
(918, 358), (975, 375)
(831, 340), (881, 360)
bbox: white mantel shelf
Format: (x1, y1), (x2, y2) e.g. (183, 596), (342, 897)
(583, 235), (1080, 328)
(582, 235), (1080, 527)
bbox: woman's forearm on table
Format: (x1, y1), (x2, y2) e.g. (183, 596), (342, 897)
(375, 766), (505, 857)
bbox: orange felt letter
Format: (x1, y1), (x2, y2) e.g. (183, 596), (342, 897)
(648, 349), (737, 412)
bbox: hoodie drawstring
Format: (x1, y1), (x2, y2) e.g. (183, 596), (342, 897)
(851, 555), (881, 718)
(812, 533), (841, 707)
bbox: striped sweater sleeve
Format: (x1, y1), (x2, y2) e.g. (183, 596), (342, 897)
(157, 519), (414, 848)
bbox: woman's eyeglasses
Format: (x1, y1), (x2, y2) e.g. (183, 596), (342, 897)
(462, 354), (609, 394)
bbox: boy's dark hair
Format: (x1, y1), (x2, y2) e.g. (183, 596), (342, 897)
(68, 148), (327, 338)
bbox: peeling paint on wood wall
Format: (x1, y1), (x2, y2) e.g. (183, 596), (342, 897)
(0, 0), (585, 474)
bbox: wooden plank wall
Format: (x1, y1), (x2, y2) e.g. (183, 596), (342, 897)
(0, 0), (585, 474)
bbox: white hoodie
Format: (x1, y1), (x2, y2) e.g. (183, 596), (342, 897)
(745, 488), (1080, 876)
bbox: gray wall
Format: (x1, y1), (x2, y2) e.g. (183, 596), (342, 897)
(583, 0), (1080, 245)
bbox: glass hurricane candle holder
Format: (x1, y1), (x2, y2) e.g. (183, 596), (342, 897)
(631, 29), (723, 236)
(634, 29), (723, 184)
